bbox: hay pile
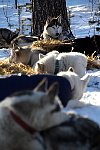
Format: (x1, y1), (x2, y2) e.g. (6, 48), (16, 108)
(0, 43), (99, 76)
(0, 57), (99, 76)
(87, 55), (100, 69)
(0, 60), (36, 75)
(32, 40), (100, 69)
(32, 40), (73, 52)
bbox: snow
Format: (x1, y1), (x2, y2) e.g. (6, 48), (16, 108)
(0, 0), (100, 125)
(63, 69), (100, 125)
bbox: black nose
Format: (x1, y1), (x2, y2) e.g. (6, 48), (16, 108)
(56, 33), (59, 36)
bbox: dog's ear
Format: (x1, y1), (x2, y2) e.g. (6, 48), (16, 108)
(39, 53), (45, 60)
(46, 16), (52, 24)
(68, 67), (74, 72)
(37, 62), (45, 72)
(57, 15), (62, 23)
(34, 78), (48, 92)
(14, 46), (22, 57)
(46, 82), (59, 103)
(81, 74), (90, 90)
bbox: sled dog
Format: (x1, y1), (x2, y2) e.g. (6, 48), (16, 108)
(42, 15), (63, 40)
(0, 78), (99, 150)
(33, 51), (87, 78)
(0, 28), (19, 48)
(0, 78), (68, 150)
(9, 45), (46, 66)
(57, 67), (90, 108)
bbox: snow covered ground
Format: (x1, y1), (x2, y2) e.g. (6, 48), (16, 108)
(67, 0), (100, 38)
(0, 0), (100, 126)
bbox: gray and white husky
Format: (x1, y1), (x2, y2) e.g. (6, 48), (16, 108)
(42, 15), (63, 40)
(0, 78), (100, 150)
(0, 78), (67, 150)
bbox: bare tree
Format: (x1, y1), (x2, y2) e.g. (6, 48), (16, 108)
(31, 0), (74, 38)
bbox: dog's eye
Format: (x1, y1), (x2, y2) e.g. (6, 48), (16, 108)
(52, 26), (55, 29)
(51, 104), (61, 113)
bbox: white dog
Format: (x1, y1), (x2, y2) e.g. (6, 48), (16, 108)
(0, 78), (68, 150)
(33, 51), (87, 78)
(57, 67), (90, 109)
(42, 16), (63, 40)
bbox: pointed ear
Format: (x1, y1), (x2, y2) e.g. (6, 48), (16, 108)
(68, 67), (74, 72)
(81, 74), (90, 89)
(34, 78), (48, 92)
(14, 46), (22, 51)
(37, 62), (45, 72)
(39, 53), (45, 60)
(46, 82), (59, 103)
(57, 15), (62, 23)
(46, 16), (52, 24)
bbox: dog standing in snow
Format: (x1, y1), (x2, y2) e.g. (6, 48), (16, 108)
(41, 15), (63, 40)
(33, 50), (87, 78)
(57, 67), (90, 108)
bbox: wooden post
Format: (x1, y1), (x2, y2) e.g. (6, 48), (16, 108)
(15, 0), (17, 9)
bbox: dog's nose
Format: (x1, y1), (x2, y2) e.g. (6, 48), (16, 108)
(56, 33), (59, 36)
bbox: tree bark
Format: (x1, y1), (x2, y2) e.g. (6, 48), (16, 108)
(31, 0), (73, 38)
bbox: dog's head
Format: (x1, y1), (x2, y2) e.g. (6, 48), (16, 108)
(44, 15), (62, 39)
(3, 78), (66, 131)
(33, 51), (59, 73)
(9, 45), (32, 65)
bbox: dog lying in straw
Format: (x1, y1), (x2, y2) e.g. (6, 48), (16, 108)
(33, 50), (87, 78)
(41, 15), (63, 40)
(0, 78), (100, 150)
(9, 45), (46, 66)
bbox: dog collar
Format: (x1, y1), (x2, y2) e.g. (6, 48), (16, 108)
(10, 110), (37, 135)
(54, 59), (59, 74)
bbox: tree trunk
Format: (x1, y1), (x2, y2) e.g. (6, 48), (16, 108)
(31, 0), (73, 38)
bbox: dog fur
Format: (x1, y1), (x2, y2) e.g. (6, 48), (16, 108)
(42, 112), (100, 150)
(33, 50), (87, 78)
(9, 45), (46, 66)
(0, 77), (100, 150)
(42, 16), (63, 40)
(10, 34), (38, 47)
(0, 78), (68, 150)
(57, 67), (90, 108)
(0, 28), (19, 48)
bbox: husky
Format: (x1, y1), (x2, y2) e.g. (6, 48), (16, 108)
(42, 112), (100, 150)
(9, 45), (46, 66)
(42, 15), (63, 40)
(0, 78), (68, 150)
(0, 28), (19, 48)
(57, 67), (90, 109)
(0, 78), (99, 150)
(33, 50), (87, 78)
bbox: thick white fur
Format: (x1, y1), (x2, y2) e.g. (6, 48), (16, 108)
(57, 68), (90, 108)
(33, 51), (87, 78)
